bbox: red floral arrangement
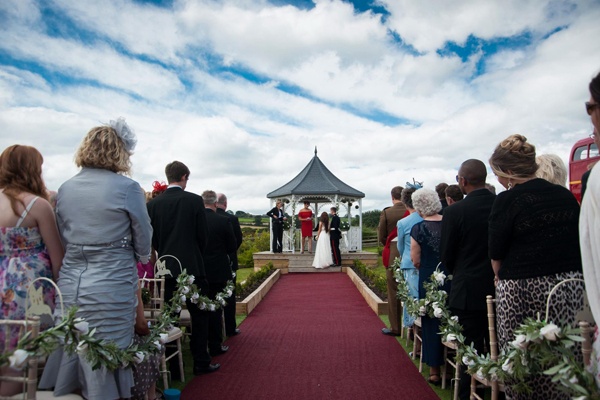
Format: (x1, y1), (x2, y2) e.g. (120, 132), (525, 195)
(152, 180), (168, 196)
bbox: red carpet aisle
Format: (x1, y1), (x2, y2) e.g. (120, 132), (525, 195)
(182, 273), (439, 400)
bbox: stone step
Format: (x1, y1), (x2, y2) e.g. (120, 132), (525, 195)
(288, 266), (342, 273)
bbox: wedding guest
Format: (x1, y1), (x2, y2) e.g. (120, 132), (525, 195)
(216, 193), (243, 337)
(444, 184), (463, 206)
(440, 159), (495, 399)
(580, 71), (600, 378)
(489, 134), (584, 400)
(137, 181), (167, 280)
(312, 212), (333, 269)
(0, 145), (63, 397)
(329, 207), (342, 266)
(485, 183), (496, 194)
(378, 186), (407, 336)
(147, 161), (217, 376)
(266, 201), (286, 253)
(397, 186), (423, 330)
(298, 201), (313, 254)
(535, 153), (568, 187)
(202, 190), (236, 356)
(410, 188), (448, 385)
(39, 118), (153, 400)
(435, 183), (449, 211)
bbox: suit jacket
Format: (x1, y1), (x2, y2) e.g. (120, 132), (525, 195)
(440, 188), (496, 311)
(216, 208), (243, 271)
(147, 187), (208, 279)
(378, 203), (408, 245)
(329, 214), (341, 239)
(266, 206), (285, 224)
(204, 208), (237, 283)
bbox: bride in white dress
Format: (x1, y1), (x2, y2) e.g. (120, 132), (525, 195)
(312, 212), (334, 269)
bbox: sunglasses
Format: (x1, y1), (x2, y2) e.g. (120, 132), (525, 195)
(586, 101), (599, 116)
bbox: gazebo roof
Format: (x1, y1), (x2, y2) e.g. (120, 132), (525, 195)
(267, 148), (365, 199)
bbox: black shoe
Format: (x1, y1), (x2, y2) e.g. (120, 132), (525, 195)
(193, 363), (220, 375)
(382, 328), (401, 336)
(209, 345), (229, 356)
(227, 328), (241, 336)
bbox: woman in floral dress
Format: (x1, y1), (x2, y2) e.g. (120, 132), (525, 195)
(0, 145), (63, 396)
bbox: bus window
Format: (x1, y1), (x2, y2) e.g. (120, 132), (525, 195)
(591, 144), (599, 158)
(573, 145), (588, 160)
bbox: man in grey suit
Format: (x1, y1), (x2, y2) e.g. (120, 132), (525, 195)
(440, 159), (496, 400)
(147, 161), (219, 376)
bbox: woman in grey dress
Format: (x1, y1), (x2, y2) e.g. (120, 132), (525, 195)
(40, 118), (152, 400)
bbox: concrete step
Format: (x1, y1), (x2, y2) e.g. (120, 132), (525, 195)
(288, 266), (342, 273)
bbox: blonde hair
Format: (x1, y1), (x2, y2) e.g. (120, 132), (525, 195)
(489, 134), (537, 180)
(536, 154), (567, 187)
(75, 126), (131, 174)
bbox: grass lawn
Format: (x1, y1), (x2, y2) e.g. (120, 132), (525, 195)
(236, 267), (253, 283)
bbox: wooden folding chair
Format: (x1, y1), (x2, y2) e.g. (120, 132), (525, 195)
(412, 317), (423, 372)
(441, 339), (460, 399)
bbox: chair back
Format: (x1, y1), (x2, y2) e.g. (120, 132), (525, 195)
(0, 317), (40, 400)
(486, 295), (499, 362)
(154, 255), (183, 279)
(139, 276), (166, 323)
(544, 278), (593, 324)
(25, 277), (63, 320)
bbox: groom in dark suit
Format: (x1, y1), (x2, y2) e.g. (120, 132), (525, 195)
(440, 159), (496, 400)
(329, 207), (342, 266)
(147, 161), (219, 376)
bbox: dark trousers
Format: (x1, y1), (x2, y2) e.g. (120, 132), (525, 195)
(450, 308), (488, 400)
(208, 281), (226, 351)
(386, 267), (402, 333)
(272, 222), (283, 252)
(330, 235), (341, 265)
(224, 273), (237, 335)
(165, 278), (211, 371)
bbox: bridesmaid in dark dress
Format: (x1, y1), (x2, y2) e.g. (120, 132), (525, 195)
(410, 188), (451, 385)
(298, 201), (313, 254)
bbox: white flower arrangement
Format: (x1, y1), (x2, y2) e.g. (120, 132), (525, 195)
(396, 265), (600, 399)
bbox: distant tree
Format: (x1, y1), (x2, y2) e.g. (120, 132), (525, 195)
(253, 216), (263, 226)
(362, 210), (382, 228)
(235, 210), (247, 217)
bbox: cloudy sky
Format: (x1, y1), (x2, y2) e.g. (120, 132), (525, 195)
(1, 0), (599, 215)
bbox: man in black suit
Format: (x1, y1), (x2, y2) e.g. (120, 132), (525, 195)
(146, 161), (219, 376)
(266, 200), (286, 253)
(202, 190), (237, 356)
(216, 193), (243, 337)
(440, 159), (496, 400)
(329, 207), (342, 266)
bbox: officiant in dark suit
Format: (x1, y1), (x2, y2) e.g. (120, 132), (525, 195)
(266, 200), (286, 252)
(147, 161), (219, 376)
(202, 190), (237, 356)
(440, 159), (495, 400)
(216, 193), (243, 337)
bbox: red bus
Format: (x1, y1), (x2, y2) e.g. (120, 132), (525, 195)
(569, 136), (600, 202)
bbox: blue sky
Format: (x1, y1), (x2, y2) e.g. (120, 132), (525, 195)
(0, 0), (599, 214)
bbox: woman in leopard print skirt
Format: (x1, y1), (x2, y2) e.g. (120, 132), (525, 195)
(488, 134), (585, 400)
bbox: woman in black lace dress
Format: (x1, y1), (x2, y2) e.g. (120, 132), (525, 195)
(489, 134), (584, 400)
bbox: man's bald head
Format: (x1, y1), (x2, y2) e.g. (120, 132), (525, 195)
(458, 159), (487, 190)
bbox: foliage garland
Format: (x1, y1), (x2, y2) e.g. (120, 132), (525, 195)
(1, 270), (235, 371)
(393, 258), (599, 400)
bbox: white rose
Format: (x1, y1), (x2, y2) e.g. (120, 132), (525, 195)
(9, 349), (28, 369)
(187, 276), (195, 284)
(232, 272), (236, 278)
(446, 333), (457, 342)
(540, 323), (560, 341)
(159, 333), (169, 343)
(208, 304), (216, 312)
(134, 351), (145, 364)
(569, 375), (578, 384)
(501, 358), (513, 374)
(74, 320), (90, 334)
(434, 271), (446, 285)
(462, 355), (474, 367)
(191, 293), (199, 304)
(439, 290), (447, 296)
(199, 303), (206, 311)
(433, 307), (444, 319)
(225, 289), (233, 297)
(182, 286), (190, 294)
(153, 340), (162, 351)
(476, 368), (485, 379)
(451, 316), (459, 323)
(511, 334), (528, 350)
(419, 306), (427, 316)
(180, 295), (187, 304)
(76, 341), (88, 355)
(174, 306), (182, 313)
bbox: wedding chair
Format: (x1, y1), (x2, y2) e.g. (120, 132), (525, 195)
(412, 317), (423, 373)
(0, 318), (83, 400)
(470, 295), (504, 400)
(441, 338), (460, 399)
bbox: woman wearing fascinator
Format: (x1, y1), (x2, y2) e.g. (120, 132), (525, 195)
(39, 118), (152, 400)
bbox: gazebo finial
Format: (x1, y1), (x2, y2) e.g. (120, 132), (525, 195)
(314, 146), (317, 156)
